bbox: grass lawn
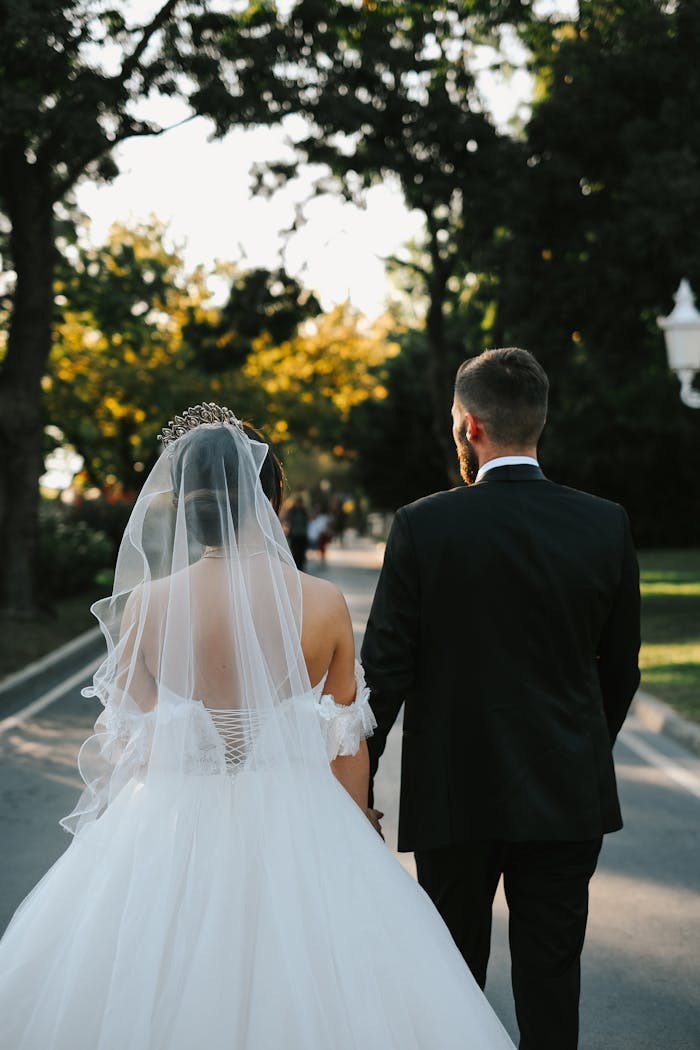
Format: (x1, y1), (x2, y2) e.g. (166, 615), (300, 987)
(639, 549), (700, 724)
(0, 585), (105, 683)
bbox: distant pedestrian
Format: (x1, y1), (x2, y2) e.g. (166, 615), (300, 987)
(331, 499), (347, 546)
(309, 509), (332, 564)
(285, 496), (309, 570)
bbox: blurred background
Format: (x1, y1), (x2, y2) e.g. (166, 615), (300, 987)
(0, 0), (698, 723)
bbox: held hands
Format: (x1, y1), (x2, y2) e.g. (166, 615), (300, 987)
(367, 808), (385, 840)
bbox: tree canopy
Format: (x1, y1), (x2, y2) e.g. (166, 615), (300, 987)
(492, 0), (700, 542)
(46, 218), (397, 496)
(197, 0), (516, 475)
(2, 0), (698, 619)
(342, 0), (700, 542)
(0, 0), (322, 611)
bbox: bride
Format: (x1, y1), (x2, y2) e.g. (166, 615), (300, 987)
(0, 406), (514, 1050)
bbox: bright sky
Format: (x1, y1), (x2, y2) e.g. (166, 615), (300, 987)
(76, 116), (428, 317)
(74, 1), (577, 318)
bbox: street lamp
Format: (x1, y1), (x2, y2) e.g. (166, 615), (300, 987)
(658, 278), (700, 409)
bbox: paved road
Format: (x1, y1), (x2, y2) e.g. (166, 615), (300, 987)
(1, 543), (699, 1049)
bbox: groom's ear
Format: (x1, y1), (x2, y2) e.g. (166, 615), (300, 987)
(465, 411), (481, 443)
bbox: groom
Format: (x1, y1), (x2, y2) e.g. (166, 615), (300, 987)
(361, 348), (640, 1050)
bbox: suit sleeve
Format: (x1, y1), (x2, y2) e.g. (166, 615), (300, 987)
(597, 507), (641, 743)
(361, 509), (420, 800)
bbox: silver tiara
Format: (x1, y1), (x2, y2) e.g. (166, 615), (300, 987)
(158, 403), (245, 447)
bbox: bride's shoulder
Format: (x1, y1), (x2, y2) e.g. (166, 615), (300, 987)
(298, 571), (349, 621)
(121, 567), (184, 623)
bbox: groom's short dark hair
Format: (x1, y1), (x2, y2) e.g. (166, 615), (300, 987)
(454, 348), (549, 448)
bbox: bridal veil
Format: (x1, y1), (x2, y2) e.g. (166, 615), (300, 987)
(62, 408), (336, 835)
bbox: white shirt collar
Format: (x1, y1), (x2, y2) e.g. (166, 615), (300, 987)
(475, 456), (540, 483)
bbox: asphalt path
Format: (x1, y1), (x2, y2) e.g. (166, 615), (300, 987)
(1, 543), (699, 1049)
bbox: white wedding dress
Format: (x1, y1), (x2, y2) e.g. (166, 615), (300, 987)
(0, 675), (514, 1050)
(0, 411), (514, 1050)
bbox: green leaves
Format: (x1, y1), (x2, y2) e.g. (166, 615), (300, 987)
(491, 0), (700, 542)
(0, 0), (214, 206)
(46, 217), (393, 497)
(185, 267), (321, 374)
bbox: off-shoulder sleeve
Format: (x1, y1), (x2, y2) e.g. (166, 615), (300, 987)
(317, 662), (377, 760)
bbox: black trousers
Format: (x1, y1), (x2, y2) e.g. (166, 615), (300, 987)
(415, 838), (603, 1050)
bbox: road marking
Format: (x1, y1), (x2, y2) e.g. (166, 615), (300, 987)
(0, 626), (100, 699)
(0, 660), (100, 737)
(620, 727), (700, 802)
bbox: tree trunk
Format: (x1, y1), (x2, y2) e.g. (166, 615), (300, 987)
(0, 176), (55, 617)
(425, 258), (460, 486)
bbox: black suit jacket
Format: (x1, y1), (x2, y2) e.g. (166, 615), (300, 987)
(361, 465), (641, 852)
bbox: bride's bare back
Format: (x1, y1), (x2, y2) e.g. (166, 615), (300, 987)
(118, 556), (367, 809)
(125, 559), (356, 713)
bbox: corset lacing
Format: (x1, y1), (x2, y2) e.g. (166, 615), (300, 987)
(206, 708), (267, 769)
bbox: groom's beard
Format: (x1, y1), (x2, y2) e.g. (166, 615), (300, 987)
(456, 427), (480, 485)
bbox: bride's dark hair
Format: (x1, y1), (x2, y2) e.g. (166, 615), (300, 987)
(170, 421), (284, 546)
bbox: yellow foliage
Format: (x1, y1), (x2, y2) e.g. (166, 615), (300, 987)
(45, 219), (400, 486)
(243, 303), (398, 423)
(45, 221), (229, 488)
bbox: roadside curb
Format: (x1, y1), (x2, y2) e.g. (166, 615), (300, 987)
(632, 690), (700, 759)
(0, 626), (102, 712)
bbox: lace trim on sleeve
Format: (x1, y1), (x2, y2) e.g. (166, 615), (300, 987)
(317, 661), (377, 760)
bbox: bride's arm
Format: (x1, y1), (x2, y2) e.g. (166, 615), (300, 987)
(332, 743), (370, 814)
(324, 591), (370, 814)
(115, 587), (158, 712)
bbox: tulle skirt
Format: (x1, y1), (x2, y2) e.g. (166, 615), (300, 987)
(0, 764), (514, 1049)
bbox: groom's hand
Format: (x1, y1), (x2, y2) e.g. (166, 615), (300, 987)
(367, 808), (385, 839)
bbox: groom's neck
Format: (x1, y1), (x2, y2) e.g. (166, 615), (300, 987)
(477, 445), (539, 469)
